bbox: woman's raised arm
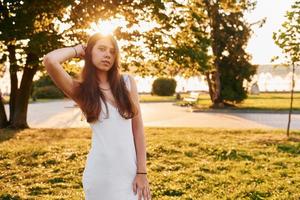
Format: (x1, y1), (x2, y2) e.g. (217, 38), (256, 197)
(42, 45), (85, 100)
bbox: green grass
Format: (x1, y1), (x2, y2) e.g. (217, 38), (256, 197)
(139, 94), (177, 102)
(190, 92), (300, 111)
(0, 128), (299, 199)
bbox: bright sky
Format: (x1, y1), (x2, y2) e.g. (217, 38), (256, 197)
(245, 0), (295, 65)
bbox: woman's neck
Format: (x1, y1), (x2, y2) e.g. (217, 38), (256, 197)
(97, 71), (108, 84)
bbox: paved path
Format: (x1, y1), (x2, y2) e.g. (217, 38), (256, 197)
(5, 100), (300, 130)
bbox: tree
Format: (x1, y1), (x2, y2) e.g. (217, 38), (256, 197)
(214, 9), (257, 104)
(273, 0), (300, 137)
(124, 0), (257, 106)
(201, 0), (257, 107)
(0, 0), (73, 128)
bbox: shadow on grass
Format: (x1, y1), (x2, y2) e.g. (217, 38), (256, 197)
(0, 128), (23, 143)
(287, 135), (300, 141)
(248, 96), (300, 100)
(253, 132), (300, 155)
(0, 194), (21, 200)
(277, 143), (300, 155)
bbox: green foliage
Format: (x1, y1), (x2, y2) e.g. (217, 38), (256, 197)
(152, 77), (177, 96)
(33, 76), (55, 88)
(220, 60), (257, 103)
(32, 76), (62, 99)
(215, 10), (257, 103)
(0, 1), (71, 66)
(273, 0), (300, 64)
(32, 86), (64, 99)
(201, 1), (257, 104)
(123, 1), (211, 77)
(61, 63), (82, 78)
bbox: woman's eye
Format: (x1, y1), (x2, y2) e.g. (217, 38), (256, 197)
(99, 47), (105, 51)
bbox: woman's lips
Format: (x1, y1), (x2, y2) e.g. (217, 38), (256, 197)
(101, 60), (110, 65)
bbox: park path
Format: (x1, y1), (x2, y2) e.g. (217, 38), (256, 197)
(5, 99), (300, 130)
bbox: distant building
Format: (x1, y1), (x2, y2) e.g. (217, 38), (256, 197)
(254, 65), (300, 92)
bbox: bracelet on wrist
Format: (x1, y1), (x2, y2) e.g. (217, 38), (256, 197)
(72, 46), (78, 58)
(136, 172), (147, 175)
(81, 44), (86, 51)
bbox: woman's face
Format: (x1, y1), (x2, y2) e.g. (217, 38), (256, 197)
(91, 38), (116, 72)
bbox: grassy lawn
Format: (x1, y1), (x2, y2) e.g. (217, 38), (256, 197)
(189, 92), (300, 112)
(139, 92), (300, 111)
(139, 94), (177, 102)
(0, 128), (299, 199)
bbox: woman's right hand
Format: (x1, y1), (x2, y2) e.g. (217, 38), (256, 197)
(73, 44), (86, 58)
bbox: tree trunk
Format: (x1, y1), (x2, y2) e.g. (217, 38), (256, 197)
(287, 62), (296, 137)
(211, 67), (223, 108)
(0, 95), (8, 128)
(8, 44), (18, 124)
(10, 54), (38, 129)
(206, 72), (214, 101)
(203, 0), (224, 108)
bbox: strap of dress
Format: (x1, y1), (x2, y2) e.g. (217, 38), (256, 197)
(122, 74), (131, 91)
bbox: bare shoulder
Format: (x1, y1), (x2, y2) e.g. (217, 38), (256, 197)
(126, 74), (137, 89)
(123, 74), (139, 100)
(126, 74), (135, 82)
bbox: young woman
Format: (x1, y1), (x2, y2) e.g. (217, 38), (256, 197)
(43, 33), (151, 200)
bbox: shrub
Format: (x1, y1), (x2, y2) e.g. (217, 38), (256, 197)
(152, 77), (177, 96)
(32, 86), (65, 99)
(33, 75), (55, 88)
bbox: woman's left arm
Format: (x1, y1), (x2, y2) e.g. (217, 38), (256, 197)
(128, 75), (151, 200)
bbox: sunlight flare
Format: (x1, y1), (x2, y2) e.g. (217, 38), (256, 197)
(87, 18), (127, 36)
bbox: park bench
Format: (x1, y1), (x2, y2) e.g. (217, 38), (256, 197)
(183, 92), (199, 104)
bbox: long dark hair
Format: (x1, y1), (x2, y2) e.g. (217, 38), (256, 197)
(74, 33), (137, 123)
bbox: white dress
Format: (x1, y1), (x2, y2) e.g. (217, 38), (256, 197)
(82, 74), (138, 200)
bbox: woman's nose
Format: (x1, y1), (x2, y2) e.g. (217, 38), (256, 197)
(104, 50), (111, 58)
